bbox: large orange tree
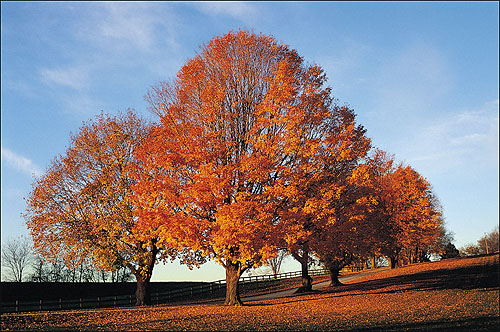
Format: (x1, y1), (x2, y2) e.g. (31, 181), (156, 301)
(24, 111), (174, 305)
(133, 30), (366, 305)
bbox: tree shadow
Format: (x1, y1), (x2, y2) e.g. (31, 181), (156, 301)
(246, 258), (499, 307)
(323, 262), (499, 296)
(333, 316), (500, 332)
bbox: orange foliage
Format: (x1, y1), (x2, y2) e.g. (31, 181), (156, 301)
(23, 111), (171, 305)
(133, 30), (370, 305)
(363, 149), (444, 266)
(281, 105), (372, 288)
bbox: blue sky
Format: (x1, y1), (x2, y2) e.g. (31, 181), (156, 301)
(1, 1), (498, 282)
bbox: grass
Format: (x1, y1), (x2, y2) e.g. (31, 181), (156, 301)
(2, 254), (498, 331)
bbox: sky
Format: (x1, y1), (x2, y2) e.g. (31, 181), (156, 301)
(1, 1), (498, 282)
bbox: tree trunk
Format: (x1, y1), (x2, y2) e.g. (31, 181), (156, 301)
(129, 239), (158, 306)
(329, 267), (343, 287)
(224, 261), (243, 306)
(135, 275), (151, 306)
(371, 256), (376, 269)
(389, 256), (398, 269)
(291, 248), (313, 293)
(297, 257), (312, 293)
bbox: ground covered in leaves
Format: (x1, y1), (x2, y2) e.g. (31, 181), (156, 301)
(2, 254), (499, 331)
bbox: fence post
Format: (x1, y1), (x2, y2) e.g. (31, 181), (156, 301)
(98, 297), (100, 307)
(129, 295), (132, 305)
(59, 298), (62, 310)
(15, 300), (19, 313)
(39, 299), (42, 311)
(114, 296), (117, 307)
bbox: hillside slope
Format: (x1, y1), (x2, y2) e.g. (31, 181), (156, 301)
(2, 254), (498, 331)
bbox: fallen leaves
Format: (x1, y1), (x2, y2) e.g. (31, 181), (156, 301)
(2, 254), (498, 331)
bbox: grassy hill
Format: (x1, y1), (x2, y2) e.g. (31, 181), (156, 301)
(1, 254), (498, 331)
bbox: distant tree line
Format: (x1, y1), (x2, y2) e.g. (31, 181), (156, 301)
(459, 226), (499, 257)
(1, 236), (133, 283)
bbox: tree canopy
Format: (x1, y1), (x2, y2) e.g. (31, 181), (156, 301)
(24, 111), (172, 305)
(134, 30), (376, 305)
(24, 30), (450, 308)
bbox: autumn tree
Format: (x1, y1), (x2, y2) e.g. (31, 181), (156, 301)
(24, 110), (172, 305)
(282, 105), (371, 291)
(393, 166), (442, 264)
(357, 150), (402, 268)
(300, 148), (383, 287)
(134, 30), (361, 305)
(364, 153), (443, 268)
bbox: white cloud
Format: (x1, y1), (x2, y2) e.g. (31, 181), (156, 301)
(59, 93), (105, 116)
(405, 99), (499, 175)
(1, 148), (42, 178)
(373, 41), (453, 117)
(96, 3), (156, 50)
(77, 2), (178, 53)
(449, 133), (488, 146)
(195, 2), (258, 22)
(39, 66), (90, 90)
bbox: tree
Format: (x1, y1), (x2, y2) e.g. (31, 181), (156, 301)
(370, 160), (443, 267)
(428, 226), (460, 260)
(134, 30), (360, 305)
(1, 235), (32, 282)
(460, 243), (482, 257)
(311, 156), (383, 287)
(478, 226), (499, 254)
(283, 105), (371, 291)
(24, 110), (171, 305)
(460, 226), (499, 256)
(29, 253), (133, 283)
(267, 249), (288, 278)
(357, 150), (406, 268)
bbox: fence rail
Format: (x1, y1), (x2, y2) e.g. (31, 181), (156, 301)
(1, 268), (332, 314)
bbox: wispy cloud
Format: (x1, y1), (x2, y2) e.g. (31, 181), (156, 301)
(58, 93), (105, 116)
(39, 66), (90, 90)
(316, 39), (371, 97)
(77, 2), (178, 53)
(373, 40), (453, 117)
(406, 99), (499, 175)
(1, 147), (42, 178)
(194, 2), (259, 23)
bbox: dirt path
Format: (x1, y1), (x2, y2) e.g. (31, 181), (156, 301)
(242, 266), (389, 303)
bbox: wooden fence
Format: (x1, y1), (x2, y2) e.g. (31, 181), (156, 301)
(1, 268), (330, 313)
